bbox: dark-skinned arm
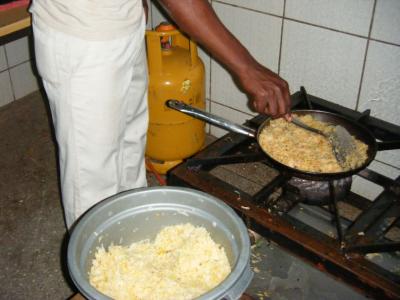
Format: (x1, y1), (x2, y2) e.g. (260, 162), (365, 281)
(157, 0), (291, 117)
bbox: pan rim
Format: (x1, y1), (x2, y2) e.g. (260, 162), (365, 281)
(256, 109), (378, 179)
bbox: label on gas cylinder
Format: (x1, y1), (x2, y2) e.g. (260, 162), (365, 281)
(180, 79), (191, 94)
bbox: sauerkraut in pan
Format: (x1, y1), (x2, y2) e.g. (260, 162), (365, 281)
(89, 223), (231, 300)
(258, 115), (368, 173)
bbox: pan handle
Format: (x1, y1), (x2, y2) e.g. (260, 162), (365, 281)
(376, 141), (400, 151)
(166, 100), (257, 138)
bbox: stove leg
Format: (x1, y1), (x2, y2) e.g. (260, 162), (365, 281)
(329, 181), (345, 248)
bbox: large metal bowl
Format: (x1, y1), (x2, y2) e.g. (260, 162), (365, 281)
(67, 186), (253, 300)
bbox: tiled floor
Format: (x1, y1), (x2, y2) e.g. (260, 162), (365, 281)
(1, 91), (73, 299)
(0, 91), (164, 299)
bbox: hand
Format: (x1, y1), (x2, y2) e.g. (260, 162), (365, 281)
(237, 61), (291, 118)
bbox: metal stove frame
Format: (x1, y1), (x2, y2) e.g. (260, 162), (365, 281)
(168, 88), (400, 299)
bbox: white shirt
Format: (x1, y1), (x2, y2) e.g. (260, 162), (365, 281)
(30, 0), (144, 40)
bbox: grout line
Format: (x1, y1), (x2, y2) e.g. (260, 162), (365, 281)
(8, 59), (31, 70)
(213, 0), (400, 47)
(3, 47), (9, 70)
(284, 17), (369, 40)
(367, 37), (400, 48)
(210, 99), (256, 118)
(277, 0), (286, 75)
(278, 18), (399, 47)
(355, 0), (377, 111)
(149, 1), (153, 29)
(206, 0), (213, 113)
(3, 50), (16, 102)
(5, 70), (15, 103)
(374, 159), (400, 171)
(150, 1), (155, 29)
(206, 98), (211, 134)
(208, 53), (212, 100)
(208, 0), (214, 127)
(213, 0), (284, 19)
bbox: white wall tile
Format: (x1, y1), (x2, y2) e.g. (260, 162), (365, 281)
(375, 150), (400, 170)
(215, 0), (284, 16)
(358, 41), (400, 126)
(205, 98), (211, 133)
(285, 0), (374, 36)
(351, 160), (399, 200)
(151, 2), (171, 28)
(358, 39), (399, 185)
(5, 37), (31, 68)
(368, 160), (400, 179)
(9, 62), (40, 100)
(145, 2), (152, 30)
(199, 48), (211, 100)
(150, 0), (213, 27)
(359, 45), (400, 169)
(209, 101), (253, 137)
(211, 2), (282, 113)
(351, 176), (383, 201)
(211, 59), (255, 115)
(0, 46), (7, 72)
(0, 71), (14, 106)
(371, 0), (400, 45)
(280, 20), (366, 109)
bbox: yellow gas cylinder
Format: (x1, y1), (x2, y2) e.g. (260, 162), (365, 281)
(145, 23), (206, 174)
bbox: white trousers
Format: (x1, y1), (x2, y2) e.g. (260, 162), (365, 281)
(32, 17), (148, 229)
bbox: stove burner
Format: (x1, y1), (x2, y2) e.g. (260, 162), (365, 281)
(287, 176), (352, 206)
(168, 88), (400, 299)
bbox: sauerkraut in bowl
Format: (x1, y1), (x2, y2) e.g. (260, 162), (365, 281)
(89, 223), (231, 300)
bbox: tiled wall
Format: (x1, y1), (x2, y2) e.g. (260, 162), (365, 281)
(0, 36), (39, 107)
(149, 0), (400, 196)
(0, 1), (398, 196)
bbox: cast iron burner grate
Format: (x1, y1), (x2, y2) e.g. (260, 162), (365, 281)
(168, 88), (400, 299)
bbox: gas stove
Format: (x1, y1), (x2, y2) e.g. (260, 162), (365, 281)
(168, 88), (400, 299)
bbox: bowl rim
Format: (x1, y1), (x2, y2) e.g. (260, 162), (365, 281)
(67, 186), (252, 300)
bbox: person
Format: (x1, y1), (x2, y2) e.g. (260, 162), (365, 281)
(29, 0), (291, 230)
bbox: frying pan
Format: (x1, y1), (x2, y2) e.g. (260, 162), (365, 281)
(166, 100), (386, 181)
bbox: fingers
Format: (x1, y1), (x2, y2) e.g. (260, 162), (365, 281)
(274, 79), (291, 117)
(276, 90), (287, 116)
(281, 80), (291, 111)
(284, 113), (292, 121)
(283, 80), (292, 115)
(238, 62), (291, 118)
(265, 97), (277, 116)
(254, 96), (278, 117)
(253, 81), (291, 118)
